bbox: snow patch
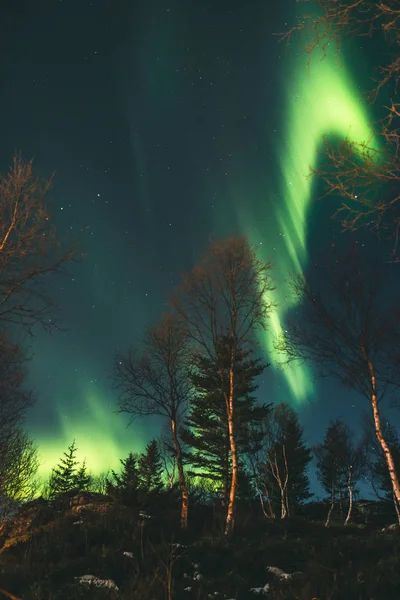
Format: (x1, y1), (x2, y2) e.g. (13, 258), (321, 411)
(76, 574), (119, 591)
(250, 583), (270, 595)
(267, 565), (303, 580)
(381, 523), (399, 533)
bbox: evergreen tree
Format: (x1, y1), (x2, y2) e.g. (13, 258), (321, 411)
(315, 419), (364, 526)
(49, 440), (79, 498)
(181, 335), (268, 504)
(74, 459), (92, 492)
(260, 403), (312, 518)
(108, 452), (139, 505)
(137, 440), (163, 493)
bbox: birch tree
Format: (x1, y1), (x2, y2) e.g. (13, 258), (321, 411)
(277, 254), (400, 522)
(314, 419), (364, 526)
(173, 235), (274, 533)
(257, 402), (312, 519)
(112, 313), (191, 529)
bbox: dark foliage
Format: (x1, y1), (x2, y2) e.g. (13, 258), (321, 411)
(181, 336), (268, 504)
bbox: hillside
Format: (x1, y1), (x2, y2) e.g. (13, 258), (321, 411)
(0, 493), (398, 600)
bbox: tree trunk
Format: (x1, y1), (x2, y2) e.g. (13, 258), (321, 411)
(393, 492), (400, 524)
(280, 487), (287, 519)
(344, 468), (353, 526)
(222, 438), (230, 508)
(0, 588), (22, 600)
(326, 483), (335, 527)
(225, 367), (238, 534)
(263, 482), (275, 519)
(254, 476), (270, 520)
(171, 418), (189, 529)
(282, 444), (290, 518)
(368, 360), (400, 523)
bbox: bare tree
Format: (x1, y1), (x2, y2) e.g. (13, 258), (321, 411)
(89, 470), (111, 495)
(277, 253), (400, 521)
(0, 429), (39, 514)
(0, 337), (33, 440)
(0, 155), (76, 333)
(173, 235), (274, 534)
(282, 1), (400, 255)
(244, 419), (276, 520)
(112, 313), (191, 529)
(0, 335), (39, 513)
(248, 402), (311, 520)
(314, 418), (364, 526)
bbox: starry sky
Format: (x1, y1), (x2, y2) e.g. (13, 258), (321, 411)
(0, 0), (395, 488)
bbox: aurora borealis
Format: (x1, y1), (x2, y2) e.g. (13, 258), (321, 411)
(0, 0), (380, 479)
(258, 38), (376, 402)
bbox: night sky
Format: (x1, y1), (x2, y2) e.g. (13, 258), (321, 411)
(0, 0), (394, 490)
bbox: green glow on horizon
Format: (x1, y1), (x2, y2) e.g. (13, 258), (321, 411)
(260, 45), (376, 402)
(37, 387), (145, 479)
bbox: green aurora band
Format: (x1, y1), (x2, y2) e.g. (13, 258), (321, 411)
(254, 47), (375, 403)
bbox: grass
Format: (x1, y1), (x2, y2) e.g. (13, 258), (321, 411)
(0, 495), (398, 599)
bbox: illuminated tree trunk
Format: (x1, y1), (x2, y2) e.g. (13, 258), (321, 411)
(344, 467), (353, 526)
(225, 368), (238, 534)
(369, 360), (400, 524)
(267, 445), (289, 519)
(222, 436), (230, 507)
(171, 418), (189, 529)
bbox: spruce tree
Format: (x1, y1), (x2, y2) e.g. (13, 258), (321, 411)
(74, 459), (92, 492)
(49, 440), (79, 498)
(108, 452), (139, 505)
(181, 335), (268, 504)
(137, 440), (164, 493)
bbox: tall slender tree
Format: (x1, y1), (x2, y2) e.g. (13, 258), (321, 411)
(174, 235), (274, 533)
(277, 251), (400, 521)
(113, 313), (191, 528)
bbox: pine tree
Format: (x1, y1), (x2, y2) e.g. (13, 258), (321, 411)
(315, 419), (364, 526)
(260, 403), (312, 518)
(74, 459), (92, 492)
(108, 452), (139, 505)
(49, 440), (79, 498)
(137, 440), (163, 493)
(181, 335), (268, 505)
